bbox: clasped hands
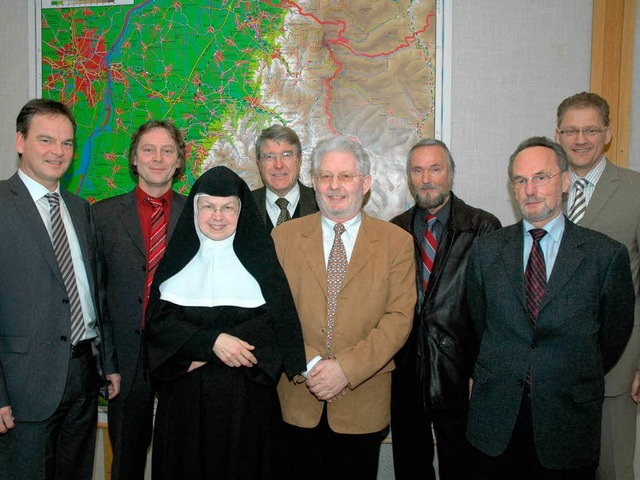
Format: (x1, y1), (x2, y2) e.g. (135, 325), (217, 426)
(306, 358), (349, 403)
(188, 332), (257, 372)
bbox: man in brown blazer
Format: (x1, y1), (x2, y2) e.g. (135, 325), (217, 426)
(272, 135), (416, 480)
(556, 92), (640, 480)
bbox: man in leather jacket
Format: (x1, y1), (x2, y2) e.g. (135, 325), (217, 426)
(390, 138), (501, 480)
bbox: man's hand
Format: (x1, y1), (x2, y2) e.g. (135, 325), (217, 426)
(106, 373), (121, 400)
(213, 333), (257, 368)
(306, 359), (348, 401)
(631, 369), (640, 404)
(0, 405), (14, 434)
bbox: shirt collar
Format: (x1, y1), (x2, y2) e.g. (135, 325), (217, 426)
(18, 168), (60, 202)
(265, 182), (300, 207)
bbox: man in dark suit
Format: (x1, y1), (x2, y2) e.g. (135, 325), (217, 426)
(555, 91), (640, 480)
(0, 98), (118, 479)
(466, 136), (635, 478)
(94, 120), (187, 479)
(252, 124), (317, 229)
(273, 135), (416, 480)
(390, 138), (501, 480)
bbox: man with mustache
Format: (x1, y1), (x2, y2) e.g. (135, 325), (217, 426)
(389, 138), (501, 479)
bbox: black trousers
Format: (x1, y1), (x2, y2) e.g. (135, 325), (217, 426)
(472, 392), (597, 480)
(107, 347), (155, 480)
(391, 368), (472, 480)
(283, 405), (387, 480)
(0, 350), (97, 480)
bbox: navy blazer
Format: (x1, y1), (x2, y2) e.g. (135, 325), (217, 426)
(466, 218), (635, 469)
(0, 173), (99, 421)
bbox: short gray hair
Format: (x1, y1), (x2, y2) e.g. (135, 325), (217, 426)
(310, 135), (370, 176)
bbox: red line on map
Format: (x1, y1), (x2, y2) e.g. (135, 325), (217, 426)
(263, 1), (434, 135)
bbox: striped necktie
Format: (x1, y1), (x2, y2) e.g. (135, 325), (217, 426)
(275, 197), (291, 225)
(144, 197), (167, 323)
(525, 228), (547, 387)
(46, 193), (85, 345)
(420, 214), (438, 292)
(568, 178), (588, 223)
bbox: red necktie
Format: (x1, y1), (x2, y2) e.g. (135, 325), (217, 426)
(144, 197), (167, 326)
(420, 214), (437, 292)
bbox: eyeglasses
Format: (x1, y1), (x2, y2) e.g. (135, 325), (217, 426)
(511, 172), (562, 189)
(198, 204), (238, 216)
(558, 127), (606, 137)
(315, 173), (362, 185)
(259, 151), (298, 162)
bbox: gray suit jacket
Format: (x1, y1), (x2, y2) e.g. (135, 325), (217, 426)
(0, 173), (100, 421)
(252, 181), (318, 230)
(94, 189), (186, 398)
(466, 218), (635, 469)
(567, 160), (640, 396)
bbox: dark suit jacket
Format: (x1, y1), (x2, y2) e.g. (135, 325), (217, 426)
(0, 173), (101, 421)
(252, 181), (318, 230)
(465, 218), (635, 469)
(94, 189), (186, 398)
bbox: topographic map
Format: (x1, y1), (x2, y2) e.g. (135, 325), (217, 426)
(41, 0), (437, 219)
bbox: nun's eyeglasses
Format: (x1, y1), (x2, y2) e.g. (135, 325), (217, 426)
(198, 204), (238, 216)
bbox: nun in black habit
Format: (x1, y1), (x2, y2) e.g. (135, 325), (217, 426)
(145, 166), (305, 480)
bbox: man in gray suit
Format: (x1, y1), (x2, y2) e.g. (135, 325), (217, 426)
(252, 125), (317, 229)
(0, 98), (118, 479)
(94, 120), (187, 479)
(466, 136), (635, 478)
(555, 91), (640, 480)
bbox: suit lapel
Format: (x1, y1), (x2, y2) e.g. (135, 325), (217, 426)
(299, 214), (328, 296)
(254, 187), (268, 224)
(117, 192), (145, 255)
(499, 223), (528, 312)
(9, 174), (64, 286)
(343, 213), (375, 289)
(579, 160), (619, 228)
(538, 221), (584, 312)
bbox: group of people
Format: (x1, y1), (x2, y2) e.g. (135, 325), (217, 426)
(0, 90), (637, 480)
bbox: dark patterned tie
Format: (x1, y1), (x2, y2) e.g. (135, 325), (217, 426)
(568, 178), (588, 223)
(144, 197), (167, 325)
(326, 222), (348, 358)
(525, 228), (547, 387)
(46, 193), (85, 345)
(420, 214), (438, 292)
(275, 197), (291, 225)
(525, 228), (548, 324)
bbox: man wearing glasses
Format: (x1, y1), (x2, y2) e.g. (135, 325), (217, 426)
(555, 91), (640, 480)
(466, 136), (634, 478)
(272, 135), (415, 479)
(252, 124), (317, 230)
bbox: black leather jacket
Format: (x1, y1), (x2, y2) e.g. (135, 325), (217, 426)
(391, 193), (501, 409)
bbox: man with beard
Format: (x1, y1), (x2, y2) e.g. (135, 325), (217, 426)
(466, 136), (634, 478)
(390, 138), (501, 479)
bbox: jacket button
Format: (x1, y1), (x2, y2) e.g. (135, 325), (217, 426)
(320, 327), (326, 334)
(531, 341), (538, 349)
(62, 298), (69, 304)
(60, 335), (68, 342)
